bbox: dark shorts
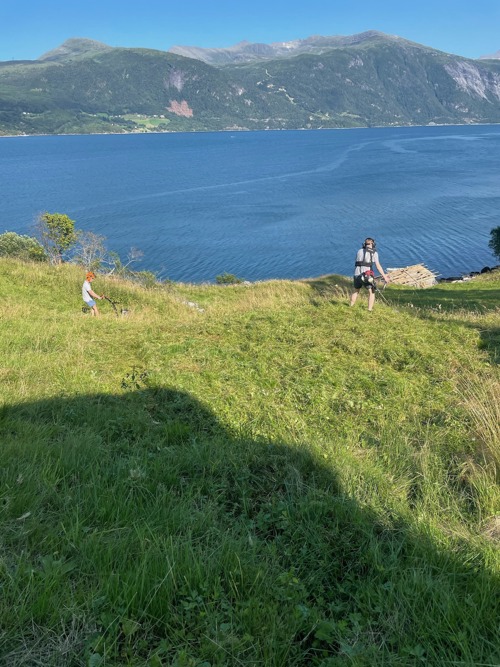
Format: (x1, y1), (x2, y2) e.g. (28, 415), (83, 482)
(353, 275), (375, 290)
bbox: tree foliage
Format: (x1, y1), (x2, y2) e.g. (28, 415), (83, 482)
(35, 212), (79, 263)
(488, 226), (500, 262)
(0, 231), (47, 261)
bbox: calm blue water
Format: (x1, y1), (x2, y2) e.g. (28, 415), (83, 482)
(1, 125), (499, 281)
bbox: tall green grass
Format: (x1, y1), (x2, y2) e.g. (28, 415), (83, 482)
(0, 259), (499, 666)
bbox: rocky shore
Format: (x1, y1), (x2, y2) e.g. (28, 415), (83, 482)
(438, 264), (500, 283)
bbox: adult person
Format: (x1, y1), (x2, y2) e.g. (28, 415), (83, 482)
(82, 271), (104, 316)
(350, 238), (389, 311)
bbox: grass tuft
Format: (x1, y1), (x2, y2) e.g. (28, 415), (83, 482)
(458, 371), (500, 477)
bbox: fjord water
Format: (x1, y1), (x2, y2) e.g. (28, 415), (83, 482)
(1, 125), (499, 281)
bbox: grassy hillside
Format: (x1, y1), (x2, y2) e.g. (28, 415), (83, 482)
(0, 259), (499, 666)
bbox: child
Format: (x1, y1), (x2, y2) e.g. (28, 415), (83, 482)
(82, 271), (103, 316)
(350, 238), (389, 311)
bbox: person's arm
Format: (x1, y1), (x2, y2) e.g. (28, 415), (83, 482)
(375, 258), (389, 283)
(88, 288), (103, 300)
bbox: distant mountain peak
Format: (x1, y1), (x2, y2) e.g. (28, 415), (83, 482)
(168, 31), (405, 65)
(479, 50), (500, 60)
(38, 38), (112, 62)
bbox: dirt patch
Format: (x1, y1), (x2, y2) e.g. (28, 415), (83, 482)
(167, 100), (194, 117)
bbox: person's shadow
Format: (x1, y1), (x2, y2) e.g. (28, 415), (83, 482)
(1, 387), (498, 666)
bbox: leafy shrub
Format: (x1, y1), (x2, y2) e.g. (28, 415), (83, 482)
(216, 272), (244, 285)
(0, 231), (47, 261)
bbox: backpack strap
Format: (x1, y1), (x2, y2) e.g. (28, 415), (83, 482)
(355, 248), (374, 270)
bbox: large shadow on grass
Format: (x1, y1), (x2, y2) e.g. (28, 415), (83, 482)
(1, 388), (499, 666)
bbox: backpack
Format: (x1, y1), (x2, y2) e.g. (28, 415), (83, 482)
(355, 248), (375, 271)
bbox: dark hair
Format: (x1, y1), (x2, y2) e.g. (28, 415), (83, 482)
(363, 238), (376, 249)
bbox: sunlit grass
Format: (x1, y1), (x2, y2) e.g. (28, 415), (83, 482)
(459, 371), (500, 476)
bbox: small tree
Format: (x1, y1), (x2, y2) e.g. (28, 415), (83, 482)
(35, 212), (79, 264)
(71, 231), (107, 271)
(105, 247), (144, 276)
(488, 226), (500, 262)
(0, 231), (47, 261)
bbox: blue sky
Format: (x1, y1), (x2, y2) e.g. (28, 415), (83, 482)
(1, 0), (498, 62)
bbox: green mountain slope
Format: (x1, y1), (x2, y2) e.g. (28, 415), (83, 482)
(37, 37), (113, 62)
(231, 37), (500, 129)
(0, 259), (499, 665)
(1, 33), (500, 134)
(0, 47), (259, 134)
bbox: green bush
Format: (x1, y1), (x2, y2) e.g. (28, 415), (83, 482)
(0, 231), (47, 261)
(216, 272), (244, 285)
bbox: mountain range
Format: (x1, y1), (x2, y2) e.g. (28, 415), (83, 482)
(168, 31), (408, 64)
(1, 32), (500, 135)
(479, 50), (500, 60)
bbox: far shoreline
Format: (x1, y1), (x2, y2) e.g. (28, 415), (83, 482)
(1, 121), (500, 140)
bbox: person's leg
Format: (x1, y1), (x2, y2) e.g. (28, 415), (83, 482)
(91, 304), (100, 316)
(350, 289), (360, 306)
(368, 288), (375, 311)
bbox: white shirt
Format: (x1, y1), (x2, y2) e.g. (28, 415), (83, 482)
(82, 280), (93, 304)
